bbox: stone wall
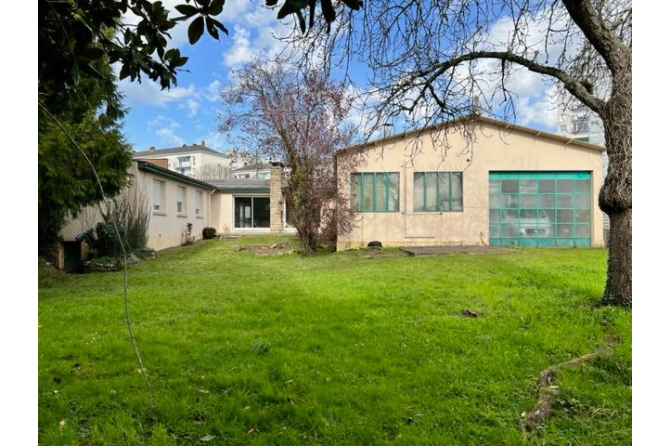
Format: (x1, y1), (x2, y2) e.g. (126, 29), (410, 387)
(270, 162), (284, 233)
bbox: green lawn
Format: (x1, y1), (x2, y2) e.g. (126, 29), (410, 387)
(38, 236), (631, 445)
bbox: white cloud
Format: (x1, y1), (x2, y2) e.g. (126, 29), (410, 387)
(120, 78), (199, 108)
(148, 116), (186, 146)
(223, 26), (255, 67)
(196, 130), (229, 151)
(206, 80), (222, 102)
(155, 128), (186, 146)
(181, 99), (200, 118)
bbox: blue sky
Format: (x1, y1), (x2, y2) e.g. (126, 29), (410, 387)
(119, 2), (561, 153)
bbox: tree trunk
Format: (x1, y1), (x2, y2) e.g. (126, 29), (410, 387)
(599, 49), (632, 308)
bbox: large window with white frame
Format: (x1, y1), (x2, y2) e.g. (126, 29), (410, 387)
(153, 179), (165, 214)
(177, 186), (187, 215)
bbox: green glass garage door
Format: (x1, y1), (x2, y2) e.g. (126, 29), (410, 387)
(489, 172), (592, 247)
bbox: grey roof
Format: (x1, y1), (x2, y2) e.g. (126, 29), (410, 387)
(134, 143), (228, 158)
(136, 161), (217, 191)
(205, 178), (270, 192)
(232, 162), (272, 172)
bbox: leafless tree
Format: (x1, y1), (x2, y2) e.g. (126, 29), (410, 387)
(219, 57), (360, 254)
(193, 163), (233, 180)
(281, 0), (632, 307)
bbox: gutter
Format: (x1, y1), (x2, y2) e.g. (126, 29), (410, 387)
(136, 160), (217, 191)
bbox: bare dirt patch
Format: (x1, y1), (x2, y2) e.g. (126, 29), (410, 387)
(233, 244), (296, 256)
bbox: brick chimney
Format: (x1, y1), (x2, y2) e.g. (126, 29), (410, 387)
(270, 162), (284, 234)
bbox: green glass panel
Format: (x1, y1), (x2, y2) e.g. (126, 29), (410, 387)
(502, 225), (518, 237)
(450, 172), (463, 211)
(557, 224), (573, 238)
(374, 173), (386, 211)
(575, 225), (591, 237)
(489, 225), (500, 237)
(557, 209), (574, 223)
(350, 174), (361, 211)
(520, 180), (537, 193)
(438, 173), (450, 211)
(363, 173), (374, 212)
(575, 195), (590, 208)
(520, 195), (538, 208)
(387, 173), (400, 212)
(413, 173), (423, 212)
(539, 195), (556, 207)
(489, 180), (501, 194)
(489, 195), (501, 209)
(502, 180), (518, 193)
(501, 194), (518, 208)
(539, 180), (555, 193)
(575, 210), (590, 223)
(557, 196), (574, 208)
(557, 180), (574, 193)
(575, 180), (590, 193)
(489, 209), (499, 224)
(425, 173), (438, 211)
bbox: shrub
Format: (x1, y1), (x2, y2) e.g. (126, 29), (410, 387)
(83, 185), (149, 258)
(202, 227), (217, 239)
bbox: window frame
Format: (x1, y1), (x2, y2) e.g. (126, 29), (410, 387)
(350, 172), (400, 213)
(233, 196), (271, 229)
(195, 190), (204, 218)
(413, 171), (464, 213)
(152, 179), (166, 214)
(177, 185), (187, 216)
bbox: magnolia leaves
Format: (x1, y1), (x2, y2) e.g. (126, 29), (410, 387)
(267, 0), (363, 33)
(176, 0), (229, 44)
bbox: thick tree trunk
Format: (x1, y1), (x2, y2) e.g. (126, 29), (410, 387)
(599, 49), (632, 308)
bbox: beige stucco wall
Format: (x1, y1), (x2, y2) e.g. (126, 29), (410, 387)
(142, 170), (212, 250)
(337, 121), (604, 250)
(60, 163), (215, 252)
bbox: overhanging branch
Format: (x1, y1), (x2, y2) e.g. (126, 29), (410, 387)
(410, 50), (605, 114)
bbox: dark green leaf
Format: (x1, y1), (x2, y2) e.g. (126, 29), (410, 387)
(342, 0), (363, 10)
(119, 64), (130, 80)
(205, 17), (219, 40)
(210, 18), (229, 35)
(175, 4), (199, 17)
(207, 0), (225, 16)
(188, 16), (205, 44)
(320, 0), (336, 23)
(278, 1), (300, 19)
(297, 10), (306, 33)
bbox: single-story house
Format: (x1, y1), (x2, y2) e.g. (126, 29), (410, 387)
(335, 116), (606, 251)
(58, 160), (294, 269)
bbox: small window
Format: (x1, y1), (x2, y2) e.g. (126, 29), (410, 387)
(350, 172), (400, 212)
(195, 190), (203, 217)
(572, 119), (589, 133)
(177, 186), (187, 215)
(153, 179), (165, 213)
(414, 172), (463, 212)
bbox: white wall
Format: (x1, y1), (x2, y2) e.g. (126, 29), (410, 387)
(61, 163), (215, 252)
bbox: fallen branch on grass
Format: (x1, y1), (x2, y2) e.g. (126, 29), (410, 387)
(521, 346), (614, 433)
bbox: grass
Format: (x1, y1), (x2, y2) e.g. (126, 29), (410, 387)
(38, 236), (631, 445)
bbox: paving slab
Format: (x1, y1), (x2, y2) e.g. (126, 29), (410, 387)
(401, 246), (515, 256)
